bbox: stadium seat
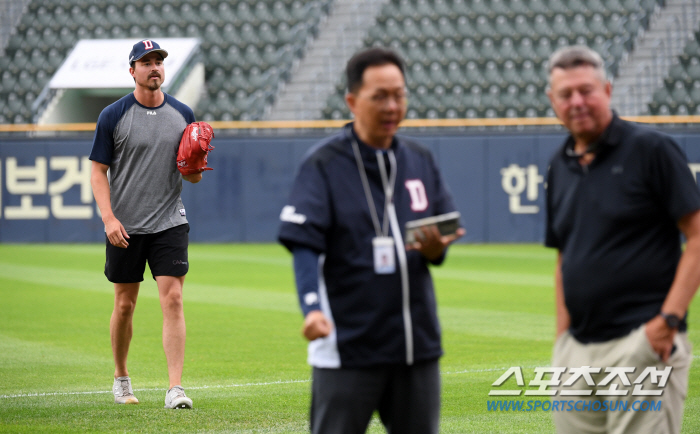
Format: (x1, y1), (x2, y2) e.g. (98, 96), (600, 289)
(494, 15), (517, 40)
(23, 27), (41, 50)
(271, 1), (294, 24)
(607, 0), (628, 14)
(437, 17), (459, 43)
(686, 57), (700, 81)
(445, 84), (467, 111)
(548, 0), (572, 18)
(216, 2), (238, 26)
(425, 39), (447, 66)
(520, 60), (544, 87)
(201, 23), (224, 49)
(584, 0), (612, 18)
(428, 62), (451, 87)
(532, 14), (556, 39)
(479, 38), (502, 64)
(529, 0), (553, 18)
(224, 67), (250, 94)
(442, 39), (465, 65)
(513, 14), (537, 40)
(519, 83), (545, 111)
(491, 0), (513, 18)
(465, 61), (488, 87)
(419, 17), (442, 43)
(570, 14), (592, 40)
(433, 0), (455, 20)
(53, 6), (73, 30)
(243, 45), (265, 69)
(684, 37), (700, 58)
(446, 61), (464, 85)
(550, 14), (572, 39)
(379, 18), (404, 44)
(452, 0), (477, 20)
(517, 37), (539, 62)
(164, 24), (181, 38)
(671, 80), (692, 105)
(394, 0), (419, 21)
(475, 16), (499, 41)
(414, 0), (439, 21)
(501, 84), (523, 112)
(258, 22), (279, 46)
(456, 16), (481, 42)
(652, 86), (672, 105)
(36, 6), (55, 30)
(606, 14), (627, 38)
(240, 22), (264, 49)
(236, 2), (260, 27)
(498, 37), (520, 62)
(461, 38), (482, 65)
(403, 39), (426, 66)
(38, 27), (57, 52)
(472, 0), (495, 19)
(502, 59), (523, 86)
(483, 61), (505, 87)
(689, 81), (700, 104)
(534, 37), (553, 62)
(254, 2), (277, 26)
(0, 70), (18, 95)
(409, 63), (434, 89)
(401, 17), (421, 42)
(35, 70), (49, 91)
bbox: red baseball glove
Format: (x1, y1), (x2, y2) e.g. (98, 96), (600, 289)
(177, 121), (215, 175)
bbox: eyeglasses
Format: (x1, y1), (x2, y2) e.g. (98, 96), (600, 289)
(368, 92), (408, 107)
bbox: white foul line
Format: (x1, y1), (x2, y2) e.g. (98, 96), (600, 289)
(6, 357), (698, 400)
(0, 366), (523, 400)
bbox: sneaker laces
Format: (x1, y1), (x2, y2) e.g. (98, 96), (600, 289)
(169, 386), (185, 398)
(118, 379), (133, 397)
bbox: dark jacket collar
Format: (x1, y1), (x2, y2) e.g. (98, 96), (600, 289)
(344, 122), (398, 159)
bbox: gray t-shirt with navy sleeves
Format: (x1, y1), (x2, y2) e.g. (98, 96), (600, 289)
(90, 92), (196, 234)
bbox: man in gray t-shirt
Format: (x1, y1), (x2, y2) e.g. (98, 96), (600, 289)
(89, 40), (205, 409)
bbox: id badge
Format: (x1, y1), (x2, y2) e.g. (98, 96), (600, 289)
(373, 236), (396, 274)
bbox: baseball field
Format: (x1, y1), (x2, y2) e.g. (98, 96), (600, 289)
(1, 243), (698, 433)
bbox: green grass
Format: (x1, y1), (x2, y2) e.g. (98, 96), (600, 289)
(0, 243), (698, 433)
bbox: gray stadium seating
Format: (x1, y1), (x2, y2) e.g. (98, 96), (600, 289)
(0, 0), (331, 123)
(648, 30), (700, 115)
(322, 0), (662, 120)
(0, 0), (684, 124)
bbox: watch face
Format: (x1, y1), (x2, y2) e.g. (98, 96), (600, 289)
(663, 314), (681, 329)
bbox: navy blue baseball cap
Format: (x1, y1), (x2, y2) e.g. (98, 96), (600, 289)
(129, 39), (168, 65)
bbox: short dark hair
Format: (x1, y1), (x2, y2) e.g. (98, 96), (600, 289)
(345, 47), (405, 93)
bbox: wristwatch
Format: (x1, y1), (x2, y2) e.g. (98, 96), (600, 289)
(660, 312), (682, 329)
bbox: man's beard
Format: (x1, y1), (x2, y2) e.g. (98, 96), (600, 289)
(147, 79), (161, 91)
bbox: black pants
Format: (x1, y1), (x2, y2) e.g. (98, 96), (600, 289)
(310, 359), (440, 434)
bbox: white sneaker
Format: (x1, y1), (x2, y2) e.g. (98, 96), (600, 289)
(113, 376), (139, 404)
(164, 385), (193, 409)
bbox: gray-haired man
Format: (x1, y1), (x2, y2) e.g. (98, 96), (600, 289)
(544, 45), (700, 433)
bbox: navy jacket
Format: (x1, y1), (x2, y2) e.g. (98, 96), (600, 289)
(278, 124), (458, 368)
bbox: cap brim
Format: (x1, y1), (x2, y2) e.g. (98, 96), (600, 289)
(132, 49), (169, 62)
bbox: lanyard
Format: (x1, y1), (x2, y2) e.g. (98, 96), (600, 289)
(351, 138), (397, 238)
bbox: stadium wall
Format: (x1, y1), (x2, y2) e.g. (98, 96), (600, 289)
(2, 131), (700, 243)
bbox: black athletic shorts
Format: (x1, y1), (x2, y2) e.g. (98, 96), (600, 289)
(105, 223), (189, 283)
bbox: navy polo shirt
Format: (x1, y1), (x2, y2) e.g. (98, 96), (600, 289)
(545, 114), (700, 343)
